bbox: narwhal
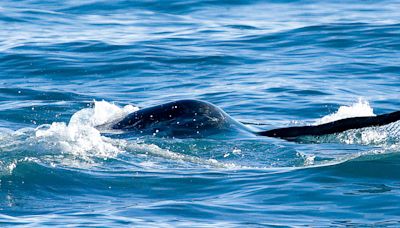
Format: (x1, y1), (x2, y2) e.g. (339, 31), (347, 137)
(100, 99), (400, 141)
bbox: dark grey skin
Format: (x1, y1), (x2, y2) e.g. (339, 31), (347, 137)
(106, 99), (250, 138)
(105, 99), (400, 141)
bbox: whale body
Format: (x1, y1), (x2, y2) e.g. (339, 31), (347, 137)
(104, 99), (400, 141)
(107, 99), (249, 138)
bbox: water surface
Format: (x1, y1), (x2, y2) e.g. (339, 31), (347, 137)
(1, 0), (400, 226)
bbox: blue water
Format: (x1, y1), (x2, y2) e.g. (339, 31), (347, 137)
(1, 0), (400, 226)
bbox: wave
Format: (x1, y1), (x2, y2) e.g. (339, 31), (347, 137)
(296, 99), (400, 145)
(314, 98), (375, 125)
(0, 100), (250, 176)
(0, 98), (398, 178)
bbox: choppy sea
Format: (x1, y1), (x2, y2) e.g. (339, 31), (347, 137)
(1, 0), (400, 226)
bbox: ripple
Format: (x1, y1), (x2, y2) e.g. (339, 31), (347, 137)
(1, 0), (400, 226)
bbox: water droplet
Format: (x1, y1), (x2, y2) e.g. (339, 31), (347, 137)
(232, 148), (241, 154)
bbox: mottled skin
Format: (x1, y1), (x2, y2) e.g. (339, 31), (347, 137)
(107, 99), (400, 140)
(111, 99), (248, 137)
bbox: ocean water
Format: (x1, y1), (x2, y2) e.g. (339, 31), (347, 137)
(1, 0), (400, 226)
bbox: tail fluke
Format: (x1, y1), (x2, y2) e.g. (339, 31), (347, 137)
(259, 111), (400, 140)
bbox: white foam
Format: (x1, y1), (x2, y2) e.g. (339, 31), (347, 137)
(336, 128), (388, 145)
(69, 100), (138, 127)
(35, 100), (138, 161)
(315, 98), (375, 125)
(309, 98), (400, 145)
